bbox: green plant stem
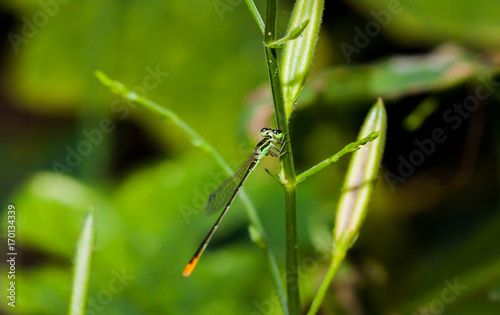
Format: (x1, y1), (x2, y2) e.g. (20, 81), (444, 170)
(306, 242), (348, 315)
(95, 71), (287, 313)
(296, 132), (380, 183)
(244, 0), (265, 34)
(264, 1), (300, 314)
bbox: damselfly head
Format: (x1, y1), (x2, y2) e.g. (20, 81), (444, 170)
(260, 128), (283, 139)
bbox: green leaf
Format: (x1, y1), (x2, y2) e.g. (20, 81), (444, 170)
(296, 45), (500, 111)
(334, 98), (387, 241)
(266, 19), (310, 48)
(281, 0), (325, 118)
(345, 0), (500, 49)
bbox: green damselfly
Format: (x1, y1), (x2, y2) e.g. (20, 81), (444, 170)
(183, 128), (286, 276)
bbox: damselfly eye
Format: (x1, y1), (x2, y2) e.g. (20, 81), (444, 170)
(274, 130), (283, 138)
(260, 128), (270, 137)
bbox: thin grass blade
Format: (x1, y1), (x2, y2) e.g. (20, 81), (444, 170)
(68, 207), (96, 315)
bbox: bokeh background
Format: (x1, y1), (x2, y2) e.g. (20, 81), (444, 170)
(1, 0), (500, 314)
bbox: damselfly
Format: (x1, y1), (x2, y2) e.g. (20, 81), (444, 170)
(183, 128), (286, 276)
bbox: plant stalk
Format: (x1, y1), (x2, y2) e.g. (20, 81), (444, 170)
(264, 0), (300, 314)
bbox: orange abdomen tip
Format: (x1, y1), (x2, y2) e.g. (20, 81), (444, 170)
(182, 257), (199, 277)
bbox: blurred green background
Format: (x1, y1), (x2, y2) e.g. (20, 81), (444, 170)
(1, 0), (500, 314)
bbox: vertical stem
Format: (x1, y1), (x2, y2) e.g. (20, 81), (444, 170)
(284, 185), (299, 314)
(265, 0), (300, 314)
